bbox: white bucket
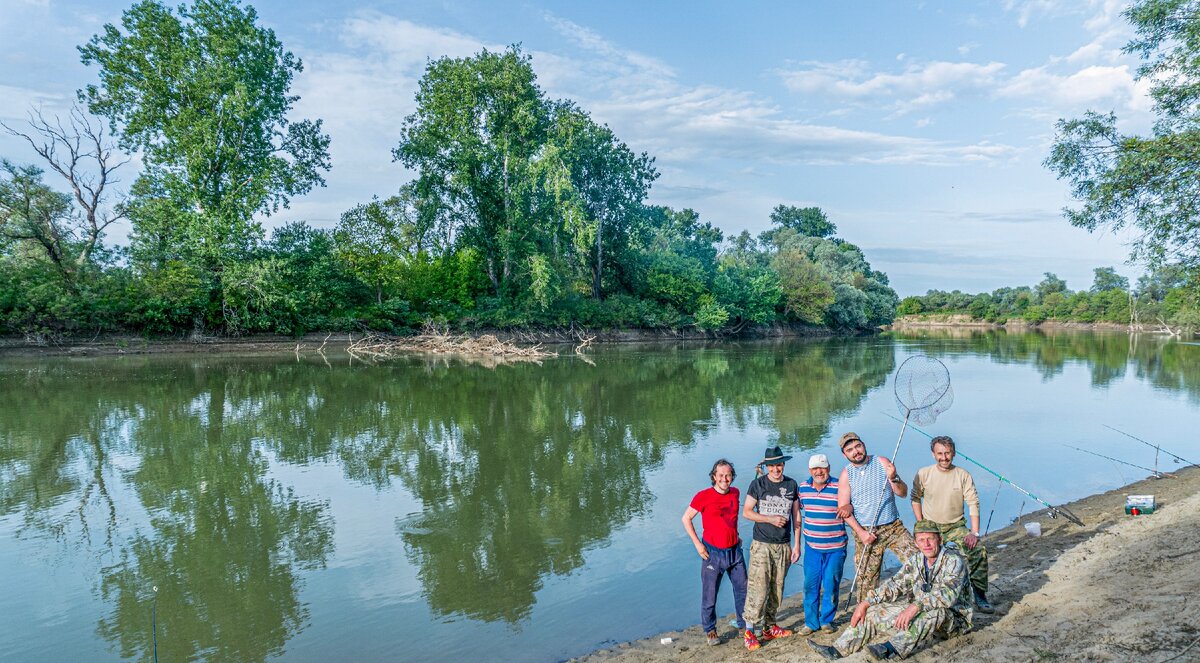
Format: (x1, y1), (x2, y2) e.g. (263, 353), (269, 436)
(1024, 521), (1041, 537)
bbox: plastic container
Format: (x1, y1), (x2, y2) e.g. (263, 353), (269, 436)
(1125, 494), (1156, 515)
(1024, 521), (1041, 537)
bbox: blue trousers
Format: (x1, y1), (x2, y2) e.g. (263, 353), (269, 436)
(700, 542), (747, 633)
(802, 545), (847, 630)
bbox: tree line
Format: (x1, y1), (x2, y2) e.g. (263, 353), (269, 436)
(0, 0), (896, 340)
(896, 264), (1199, 328)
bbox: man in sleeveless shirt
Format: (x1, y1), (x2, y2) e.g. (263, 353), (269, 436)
(835, 431), (917, 603)
(683, 458), (749, 647)
(741, 446), (801, 650)
(910, 435), (993, 613)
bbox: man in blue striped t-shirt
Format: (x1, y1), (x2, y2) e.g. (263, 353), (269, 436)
(797, 453), (848, 635)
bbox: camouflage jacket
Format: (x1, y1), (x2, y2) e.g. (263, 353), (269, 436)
(866, 543), (974, 628)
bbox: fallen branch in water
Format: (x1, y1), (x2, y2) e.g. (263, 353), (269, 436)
(346, 327), (556, 363)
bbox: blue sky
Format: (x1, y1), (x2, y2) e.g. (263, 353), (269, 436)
(0, 0), (1154, 295)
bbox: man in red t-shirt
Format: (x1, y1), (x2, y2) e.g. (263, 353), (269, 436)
(683, 458), (750, 648)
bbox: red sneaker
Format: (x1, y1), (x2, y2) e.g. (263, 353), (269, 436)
(763, 624), (793, 640)
(744, 629), (761, 651)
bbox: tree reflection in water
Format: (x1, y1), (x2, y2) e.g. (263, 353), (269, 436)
(1, 332), (1194, 658)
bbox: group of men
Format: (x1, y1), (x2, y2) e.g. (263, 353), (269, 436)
(682, 432), (991, 660)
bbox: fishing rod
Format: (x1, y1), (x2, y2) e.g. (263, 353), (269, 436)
(1102, 424), (1197, 467)
(880, 412), (1084, 527)
(151, 585), (159, 663)
(1062, 444), (1170, 478)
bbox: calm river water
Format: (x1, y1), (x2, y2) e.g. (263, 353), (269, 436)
(1, 330), (1198, 662)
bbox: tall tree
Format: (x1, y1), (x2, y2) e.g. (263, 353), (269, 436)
(1045, 0), (1200, 269)
(394, 46), (548, 295)
(2, 106), (127, 274)
(540, 102), (657, 299)
(1091, 266), (1131, 293)
(79, 0), (330, 302)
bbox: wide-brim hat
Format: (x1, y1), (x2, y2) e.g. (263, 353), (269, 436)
(761, 445), (792, 466)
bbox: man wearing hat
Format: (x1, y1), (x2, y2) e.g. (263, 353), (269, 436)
(910, 435), (993, 613)
(740, 446), (801, 650)
(835, 432), (916, 603)
(796, 453), (847, 635)
(807, 520), (973, 660)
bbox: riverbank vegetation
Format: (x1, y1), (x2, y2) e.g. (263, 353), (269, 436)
(0, 0), (896, 342)
(896, 264), (1200, 331)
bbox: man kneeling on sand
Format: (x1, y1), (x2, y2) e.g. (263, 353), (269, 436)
(807, 520), (973, 660)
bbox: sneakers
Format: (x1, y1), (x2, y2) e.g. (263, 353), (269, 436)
(821, 624), (837, 634)
(706, 630), (720, 646)
(760, 624), (793, 641)
(743, 629), (761, 652)
(866, 641), (898, 660)
(807, 639), (842, 661)
(796, 625), (815, 636)
(974, 590), (995, 614)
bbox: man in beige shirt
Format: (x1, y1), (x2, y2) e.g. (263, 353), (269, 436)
(910, 435), (993, 613)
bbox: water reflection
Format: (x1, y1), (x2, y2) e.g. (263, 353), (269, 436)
(890, 328), (1200, 399)
(2, 332), (1194, 659)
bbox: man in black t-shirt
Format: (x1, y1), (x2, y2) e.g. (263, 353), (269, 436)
(741, 446), (801, 649)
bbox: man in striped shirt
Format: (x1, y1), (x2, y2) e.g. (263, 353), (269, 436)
(797, 453), (848, 635)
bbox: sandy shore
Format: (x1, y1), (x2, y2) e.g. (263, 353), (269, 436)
(573, 466), (1200, 663)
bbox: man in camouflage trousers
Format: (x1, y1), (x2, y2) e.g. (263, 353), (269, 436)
(807, 520), (973, 660)
(910, 435), (993, 613)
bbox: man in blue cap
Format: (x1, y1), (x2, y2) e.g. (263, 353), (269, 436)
(741, 445), (801, 650)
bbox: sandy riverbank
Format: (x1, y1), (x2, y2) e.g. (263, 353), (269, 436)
(573, 466), (1200, 663)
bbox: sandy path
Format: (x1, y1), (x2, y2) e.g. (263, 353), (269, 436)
(574, 466), (1200, 663)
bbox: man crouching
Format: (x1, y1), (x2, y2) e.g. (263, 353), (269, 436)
(807, 520), (973, 660)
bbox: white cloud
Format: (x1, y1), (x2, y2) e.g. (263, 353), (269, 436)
(999, 63), (1137, 106)
(776, 59), (1006, 115)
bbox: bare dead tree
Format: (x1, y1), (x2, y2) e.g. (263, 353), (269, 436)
(1, 105), (129, 269)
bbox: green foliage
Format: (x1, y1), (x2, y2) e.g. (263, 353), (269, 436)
(0, 34), (901, 337)
(898, 265), (1190, 326)
(80, 0), (330, 298)
(1045, 1), (1200, 269)
(768, 205), (837, 238)
(393, 46), (549, 295)
(693, 295), (730, 330)
(1091, 266), (1130, 293)
(897, 296), (924, 315)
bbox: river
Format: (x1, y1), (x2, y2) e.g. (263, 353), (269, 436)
(1, 329), (1197, 661)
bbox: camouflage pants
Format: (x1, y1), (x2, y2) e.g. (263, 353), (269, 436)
(935, 519), (988, 594)
(852, 519), (916, 603)
(834, 601), (967, 659)
(743, 540), (791, 629)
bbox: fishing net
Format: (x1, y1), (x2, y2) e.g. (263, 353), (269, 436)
(894, 355), (953, 426)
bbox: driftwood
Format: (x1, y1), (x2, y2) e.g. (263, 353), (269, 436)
(346, 327), (556, 363)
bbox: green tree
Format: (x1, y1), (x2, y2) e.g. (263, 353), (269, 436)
(538, 102), (657, 299)
(1035, 272), (1068, 301)
(1045, 0), (1200, 269)
(1090, 266), (1130, 293)
(768, 205), (837, 238)
(80, 0), (331, 324)
(0, 161), (77, 286)
(334, 186), (436, 305)
(394, 46), (549, 295)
